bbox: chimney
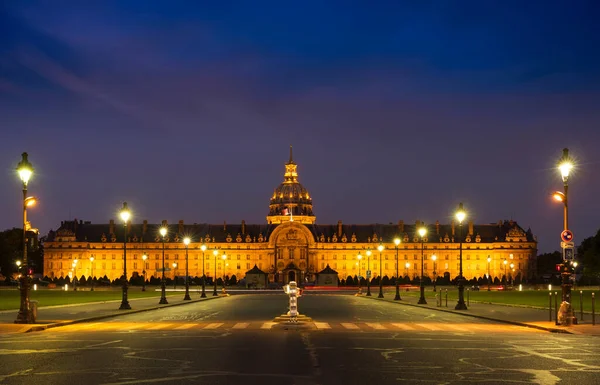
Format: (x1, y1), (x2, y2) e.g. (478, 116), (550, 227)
(223, 221), (227, 231)
(337, 220), (343, 237)
(451, 220), (455, 236)
(178, 220), (184, 234)
(142, 220), (148, 234)
(241, 220), (246, 234)
(398, 220), (404, 233)
(435, 220), (440, 234)
(468, 221), (474, 236)
(498, 220), (502, 227)
(109, 219), (114, 235)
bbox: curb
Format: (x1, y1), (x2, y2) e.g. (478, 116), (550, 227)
(20, 295), (225, 333)
(360, 296), (573, 334)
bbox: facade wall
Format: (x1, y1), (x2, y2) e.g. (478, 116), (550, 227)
(43, 222), (537, 283)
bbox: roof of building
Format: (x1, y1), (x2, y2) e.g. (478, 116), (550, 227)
(245, 264), (267, 275)
(317, 264), (338, 274)
(46, 219), (535, 244)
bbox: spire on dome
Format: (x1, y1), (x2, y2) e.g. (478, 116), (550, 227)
(284, 145), (298, 183)
(289, 145), (294, 164)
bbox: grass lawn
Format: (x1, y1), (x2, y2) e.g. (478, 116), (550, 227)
(384, 286), (600, 312)
(0, 286), (163, 311)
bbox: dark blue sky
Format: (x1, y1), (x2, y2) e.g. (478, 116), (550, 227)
(1, 1), (599, 253)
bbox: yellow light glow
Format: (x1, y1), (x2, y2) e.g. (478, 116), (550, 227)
(90, 256), (94, 262)
(418, 227), (427, 238)
(487, 256), (491, 263)
(510, 254), (513, 260)
(200, 244), (207, 252)
(510, 263), (514, 269)
(559, 161), (573, 179)
(503, 260), (507, 265)
(394, 238), (401, 246)
(18, 169), (32, 184)
(377, 243), (384, 252)
(357, 252), (362, 260)
(172, 263), (177, 268)
(25, 196), (37, 207)
(119, 202), (131, 223)
(573, 261), (578, 267)
(405, 262), (410, 268)
(552, 191), (565, 202)
(431, 254), (437, 261)
(183, 237), (190, 246)
(142, 254), (147, 260)
(213, 249), (219, 256)
(159, 227), (167, 237)
(366, 250), (372, 257)
(16, 260), (21, 267)
(222, 254), (227, 260)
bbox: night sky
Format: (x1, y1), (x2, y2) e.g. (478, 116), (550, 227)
(1, 1), (599, 253)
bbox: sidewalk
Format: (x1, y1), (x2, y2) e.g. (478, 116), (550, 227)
(0, 293), (223, 335)
(363, 289), (600, 336)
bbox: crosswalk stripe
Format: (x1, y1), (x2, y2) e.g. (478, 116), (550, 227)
(341, 323), (360, 330)
(148, 323), (173, 330)
(391, 323), (415, 330)
(415, 323), (442, 331)
(174, 323), (197, 330)
(366, 323), (386, 330)
(314, 322), (331, 329)
(232, 323), (249, 329)
(204, 323), (224, 329)
(445, 325), (469, 332)
(261, 322), (276, 329)
(118, 323), (148, 331)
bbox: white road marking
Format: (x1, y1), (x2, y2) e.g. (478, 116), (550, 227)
(232, 323), (249, 329)
(314, 322), (331, 329)
(147, 323), (173, 330)
(415, 323), (442, 331)
(392, 323), (415, 330)
(261, 322), (276, 329)
(174, 323), (197, 330)
(365, 323), (386, 330)
(203, 323), (224, 329)
(341, 323), (360, 330)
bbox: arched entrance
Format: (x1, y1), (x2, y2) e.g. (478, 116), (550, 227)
(288, 271), (296, 282)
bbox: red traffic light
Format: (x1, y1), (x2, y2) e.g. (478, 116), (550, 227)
(556, 264), (562, 272)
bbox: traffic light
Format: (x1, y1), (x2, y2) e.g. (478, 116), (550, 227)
(556, 263), (562, 272)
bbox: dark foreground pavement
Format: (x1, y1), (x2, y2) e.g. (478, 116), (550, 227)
(1, 294), (600, 384)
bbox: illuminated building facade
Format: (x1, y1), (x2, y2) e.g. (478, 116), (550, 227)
(43, 148), (537, 284)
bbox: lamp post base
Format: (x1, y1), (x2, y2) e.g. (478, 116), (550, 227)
(201, 283), (207, 298)
(455, 281), (468, 310)
(184, 285), (191, 300)
(378, 286), (384, 298)
(366, 286), (371, 296)
(159, 282), (168, 304)
(15, 280), (33, 323)
(394, 285), (401, 301)
(213, 284), (218, 296)
(418, 286), (427, 304)
(119, 283), (131, 310)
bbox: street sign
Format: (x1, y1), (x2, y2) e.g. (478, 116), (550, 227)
(564, 248), (574, 261)
(366, 270), (371, 278)
(561, 230), (574, 243)
(561, 241), (574, 249)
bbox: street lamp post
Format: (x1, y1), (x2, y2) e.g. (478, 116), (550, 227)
(15, 152), (36, 324)
(16, 261), (22, 290)
(172, 263), (177, 289)
(119, 202), (131, 310)
(200, 244), (207, 298)
(366, 249), (372, 296)
(510, 263), (515, 286)
(183, 237), (191, 300)
(90, 256), (95, 291)
(357, 252), (363, 295)
(417, 226), (427, 304)
(394, 238), (401, 300)
(221, 253), (228, 293)
(72, 259), (78, 291)
(213, 249), (219, 296)
(455, 203), (468, 310)
(503, 259), (508, 290)
(159, 227), (168, 304)
(431, 254), (437, 292)
(487, 256), (491, 291)
(554, 148), (574, 305)
(141, 253), (147, 292)
(377, 243), (385, 298)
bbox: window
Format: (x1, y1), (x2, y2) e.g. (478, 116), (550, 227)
(133, 262), (138, 269)
(112, 262), (116, 270)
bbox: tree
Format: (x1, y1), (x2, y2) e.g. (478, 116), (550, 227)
(578, 229), (600, 283)
(0, 228), (22, 276)
(537, 251), (562, 276)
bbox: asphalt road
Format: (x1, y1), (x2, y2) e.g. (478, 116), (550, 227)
(1, 293), (599, 385)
